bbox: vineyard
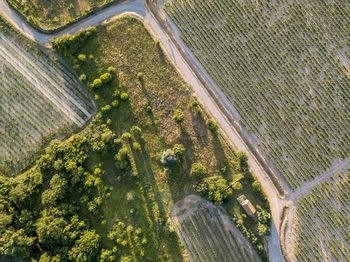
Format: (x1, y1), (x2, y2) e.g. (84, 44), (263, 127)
(0, 31), (95, 174)
(171, 195), (260, 262)
(292, 170), (350, 261)
(163, 0), (350, 190)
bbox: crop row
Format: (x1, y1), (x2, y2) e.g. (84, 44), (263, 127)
(0, 32), (95, 174)
(164, 0), (350, 189)
(293, 171), (350, 261)
(174, 206), (257, 262)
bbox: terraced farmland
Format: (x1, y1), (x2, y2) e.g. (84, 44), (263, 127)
(0, 32), (95, 174)
(291, 170), (350, 261)
(171, 195), (260, 262)
(164, 0), (350, 190)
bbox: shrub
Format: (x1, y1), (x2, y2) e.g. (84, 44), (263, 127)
(91, 79), (102, 89)
(113, 90), (120, 98)
(111, 100), (119, 108)
(160, 149), (177, 165)
(252, 180), (263, 196)
(190, 162), (207, 179)
(89, 54), (94, 59)
(173, 109), (184, 124)
(101, 105), (111, 114)
(79, 74), (87, 82)
(137, 72), (143, 79)
(120, 92), (129, 101)
(121, 132), (132, 142)
(114, 147), (130, 170)
(100, 73), (112, 84)
(130, 126), (142, 138)
(132, 142), (141, 151)
(237, 151), (249, 171)
(108, 66), (116, 73)
(173, 144), (186, 159)
(187, 100), (199, 111)
(146, 106), (152, 112)
(78, 54), (86, 62)
(244, 171), (255, 182)
(206, 118), (218, 132)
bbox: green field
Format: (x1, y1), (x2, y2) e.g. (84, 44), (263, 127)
(0, 16), (270, 261)
(293, 170), (350, 261)
(8, 0), (118, 31)
(164, 0), (350, 190)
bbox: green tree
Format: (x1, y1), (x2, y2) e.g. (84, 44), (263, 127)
(190, 162), (207, 179)
(173, 109), (184, 124)
(206, 119), (218, 132)
(68, 230), (100, 262)
(196, 176), (232, 205)
(237, 151), (249, 171)
(173, 144), (186, 159)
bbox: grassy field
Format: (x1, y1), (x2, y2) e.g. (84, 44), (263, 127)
(293, 170), (350, 261)
(0, 16), (270, 261)
(164, 0), (350, 190)
(0, 18), (95, 175)
(8, 0), (118, 31)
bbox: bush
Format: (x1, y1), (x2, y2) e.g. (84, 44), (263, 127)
(111, 100), (119, 108)
(79, 74), (87, 82)
(108, 66), (116, 73)
(206, 118), (218, 132)
(237, 151), (248, 171)
(132, 142), (141, 151)
(121, 132), (132, 142)
(101, 105), (111, 115)
(190, 162), (207, 179)
(91, 79), (102, 89)
(100, 73), (112, 84)
(137, 72), (143, 79)
(78, 54), (86, 62)
(244, 171), (255, 182)
(173, 109), (184, 124)
(120, 92), (129, 101)
(252, 180), (263, 196)
(113, 90), (120, 98)
(173, 144), (186, 159)
(160, 149), (177, 165)
(130, 126), (142, 138)
(146, 106), (152, 112)
(187, 100), (199, 111)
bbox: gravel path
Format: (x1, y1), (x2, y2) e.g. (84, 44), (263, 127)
(0, 1), (285, 261)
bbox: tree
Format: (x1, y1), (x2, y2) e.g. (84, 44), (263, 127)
(68, 230), (100, 262)
(195, 176), (232, 205)
(100, 73), (112, 84)
(173, 144), (186, 159)
(91, 79), (102, 89)
(120, 256), (132, 262)
(115, 148), (130, 170)
(130, 126), (142, 139)
(232, 181), (243, 191)
(206, 119), (218, 132)
(108, 66), (116, 73)
(173, 109), (184, 124)
(252, 181), (263, 196)
(78, 54), (86, 62)
(237, 151), (248, 171)
(190, 162), (207, 179)
(120, 92), (129, 101)
(257, 222), (268, 236)
(100, 248), (116, 262)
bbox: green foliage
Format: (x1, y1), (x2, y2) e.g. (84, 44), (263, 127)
(78, 54), (86, 62)
(237, 151), (248, 171)
(120, 92), (129, 101)
(252, 180), (263, 197)
(206, 118), (218, 132)
(256, 223), (268, 237)
(100, 73), (112, 84)
(91, 79), (102, 89)
(146, 106), (152, 112)
(232, 181), (242, 191)
(79, 74), (87, 82)
(130, 126), (142, 139)
(137, 72), (143, 79)
(195, 176), (232, 205)
(51, 27), (96, 55)
(107, 66), (116, 73)
(173, 109), (184, 124)
(111, 100), (119, 108)
(190, 162), (207, 179)
(172, 144), (186, 159)
(114, 147), (130, 170)
(121, 132), (132, 142)
(101, 105), (112, 115)
(68, 230), (100, 262)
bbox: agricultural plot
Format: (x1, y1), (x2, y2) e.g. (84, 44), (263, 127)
(164, 0), (350, 190)
(292, 170), (350, 261)
(171, 195), (261, 262)
(0, 31), (95, 174)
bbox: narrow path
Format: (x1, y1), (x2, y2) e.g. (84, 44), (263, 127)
(0, 1), (284, 261)
(287, 156), (350, 201)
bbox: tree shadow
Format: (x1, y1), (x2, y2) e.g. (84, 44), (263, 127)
(191, 112), (209, 145)
(211, 133), (231, 175)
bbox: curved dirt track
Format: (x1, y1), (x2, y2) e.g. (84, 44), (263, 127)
(0, 1), (284, 261)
